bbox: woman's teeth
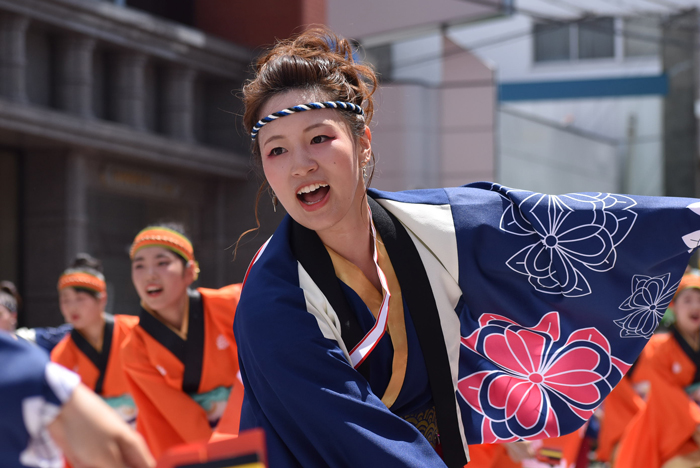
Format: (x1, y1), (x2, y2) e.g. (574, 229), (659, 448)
(297, 183), (328, 195)
(297, 183), (330, 205)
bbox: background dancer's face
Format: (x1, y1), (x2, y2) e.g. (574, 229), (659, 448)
(0, 304), (16, 332)
(59, 287), (105, 330)
(674, 288), (700, 336)
(131, 246), (194, 313)
(258, 89), (372, 236)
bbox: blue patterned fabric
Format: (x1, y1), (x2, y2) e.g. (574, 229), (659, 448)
(235, 182), (700, 466)
(0, 331), (64, 467)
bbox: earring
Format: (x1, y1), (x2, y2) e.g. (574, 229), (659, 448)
(362, 165), (368, 180)
(271, 191), (278, 213)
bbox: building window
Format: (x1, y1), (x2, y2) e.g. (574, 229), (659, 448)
(533, 23), (570, 62)
(578, 18), (615, 59)
(534, 18), (615, 62)
(624, 16), (661, 58)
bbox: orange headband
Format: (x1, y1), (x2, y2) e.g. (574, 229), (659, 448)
(57, 271), (106, 294)
(671, 274), (700, 307)
(130, 227), (195, 262)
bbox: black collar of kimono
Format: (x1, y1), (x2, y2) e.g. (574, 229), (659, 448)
(290, 195), (468, 468)
(672, 327), (700, 384)
(290, 211), (372, 382)
(70, 313), (114, 395)
(138, 289), (205, 394)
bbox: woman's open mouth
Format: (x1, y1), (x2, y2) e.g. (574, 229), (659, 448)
(146, 285), (163, 297)
(297, 183), (329, 206)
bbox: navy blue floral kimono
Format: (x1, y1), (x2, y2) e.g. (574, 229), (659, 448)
(235, 183), (700, 468)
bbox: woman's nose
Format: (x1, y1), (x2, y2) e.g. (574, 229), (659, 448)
(290, 150), (317, 177)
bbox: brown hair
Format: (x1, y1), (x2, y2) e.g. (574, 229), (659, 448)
(242, 27), (378, 160)
(235, 27), (379, 256)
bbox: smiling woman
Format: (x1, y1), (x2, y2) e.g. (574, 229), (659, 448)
(120, 223), (243, 459)
(233, 26), (700, 468)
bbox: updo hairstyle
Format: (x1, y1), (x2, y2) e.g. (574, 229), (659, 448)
(242, 27), (378, 163)
(64, 253), (104, 299)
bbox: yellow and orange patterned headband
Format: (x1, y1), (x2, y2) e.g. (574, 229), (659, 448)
(130, 227), (199, 279)
(57, 271), (106, 294)
(671, 273), (700, 307)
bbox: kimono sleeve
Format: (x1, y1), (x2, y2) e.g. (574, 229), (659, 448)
(234, 281), (447, 468)
(0, 332), (79, 468)
(120, 330), (212, 458)
(444, 183), (700, 444)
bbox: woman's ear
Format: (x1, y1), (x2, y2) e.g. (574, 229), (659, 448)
(359, 126), (372, 164)
(99, 292), (108, 310)
(185, 260), (199, 284)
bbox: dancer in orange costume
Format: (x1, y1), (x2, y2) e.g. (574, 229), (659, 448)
(121, 224), (243, 458)
(616, 274), (700, 468)
(51, 254), (139, 425)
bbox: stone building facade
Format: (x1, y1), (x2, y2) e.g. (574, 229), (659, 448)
(0, 0), (281, 326)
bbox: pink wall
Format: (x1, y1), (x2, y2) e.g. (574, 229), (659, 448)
(328, 0), (502, 40)
(440, 37), (496, 187)
(369, 37), (495, 191)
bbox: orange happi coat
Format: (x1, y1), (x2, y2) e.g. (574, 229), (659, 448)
(121, 284), (243, 458)
(595, 375), (644, 463)
(51, 314), (139, 399)
(467, 427), (586, 468)
(615, 330), (700, 468)
(595, 333), (665, 463)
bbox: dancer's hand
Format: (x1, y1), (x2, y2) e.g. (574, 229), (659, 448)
(48, 383), (155, 468)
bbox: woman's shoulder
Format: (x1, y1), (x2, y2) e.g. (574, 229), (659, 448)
(119, 322), (147, 358)
(644, 331), (689, 370)
(198, 283), (243, 303)
(113, 314), (140, 329)
(235, 228), (325, 339)
(367, 183), (505, 207)
(49, 333), (75, 364)
(239, 222), (303, 308)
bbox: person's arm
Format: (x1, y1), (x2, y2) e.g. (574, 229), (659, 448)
(0, 331), (153, 468)
(235, 287), (446, 468)
(48, 383), (154, 468)
(121, 331), (213, 458)
(439, 184), (700, 444)
(203, 285), (244, 440)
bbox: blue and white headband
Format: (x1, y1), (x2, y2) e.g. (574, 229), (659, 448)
(251, 101), (365, 140)
(0, 291), (17, 314)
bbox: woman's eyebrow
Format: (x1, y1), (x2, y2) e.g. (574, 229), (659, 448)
(303, 122), (330, 133)
(262, 134), (285, 147)
(262, 122), (331, 147)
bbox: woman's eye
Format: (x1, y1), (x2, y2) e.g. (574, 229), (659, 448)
(158, 261), (169, 267)
(311, 135), (329, 144)
(269, 147), (286, 156)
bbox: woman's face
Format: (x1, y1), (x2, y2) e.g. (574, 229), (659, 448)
(59, 288), (105, 330)
(257, 89), (371, 236)
(131, 246), (193, 313)
(674, 288), (700, 336)
(0, 304), (16, 332)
